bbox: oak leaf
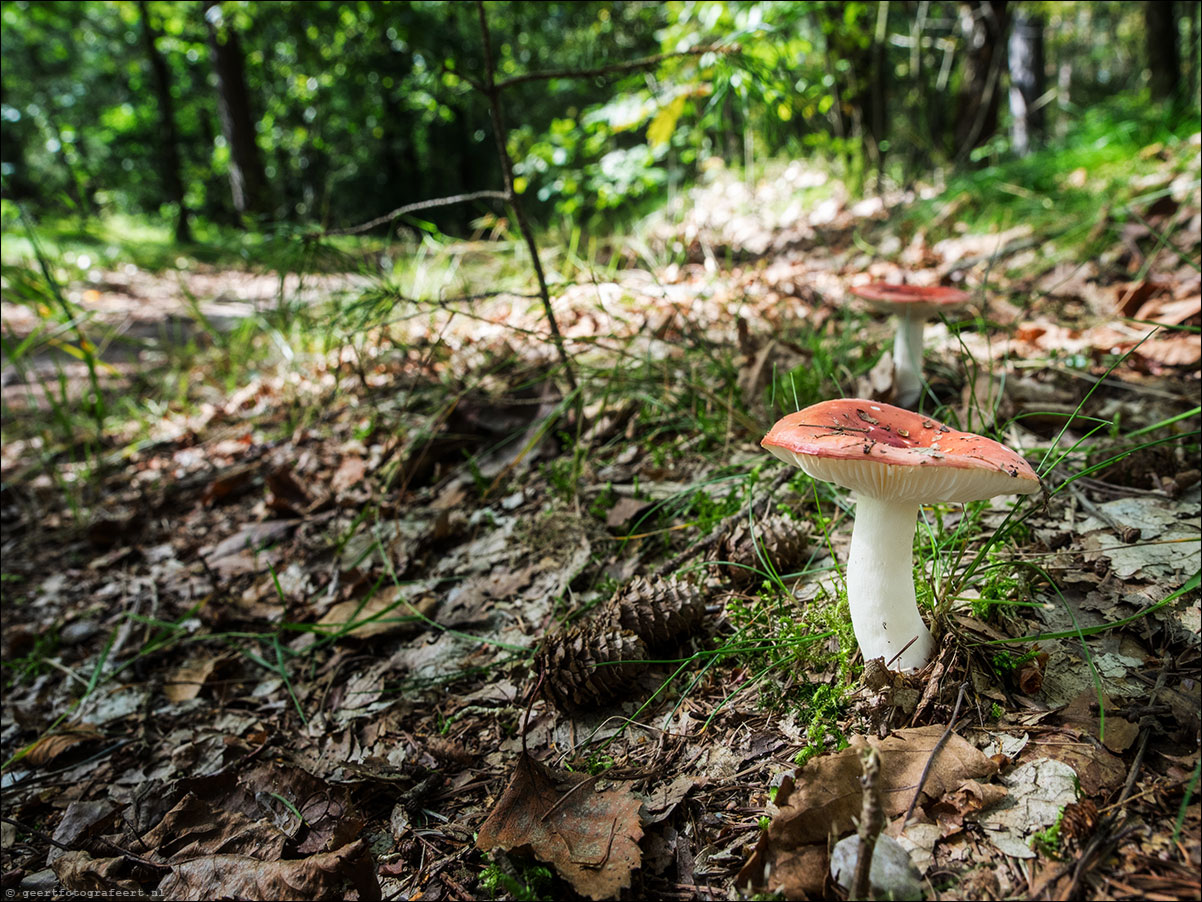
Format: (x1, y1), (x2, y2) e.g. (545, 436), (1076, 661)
(477, 752), (643, 900)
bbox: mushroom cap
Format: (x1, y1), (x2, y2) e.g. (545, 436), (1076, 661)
(850, 283), (971, 316)
(762, 399), (1040, 503)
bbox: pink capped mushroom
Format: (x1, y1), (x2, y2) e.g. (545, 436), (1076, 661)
(762, 399), (1040, 672)
(850, 283), (972, 408)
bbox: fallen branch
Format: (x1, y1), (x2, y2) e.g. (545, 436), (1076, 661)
(315, 189), (510, 238)
(849, 745), (884, 901)
(902, 681), (969, 825)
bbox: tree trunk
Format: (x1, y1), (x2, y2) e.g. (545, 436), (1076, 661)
(954, 0), (1009, 163)
(0, 77), (35, 201)
(203, 0), (268, 220)
(1145, 1), (1180, 102)
(138, 0), (192, 243)
(1007, 7), (1044, 157)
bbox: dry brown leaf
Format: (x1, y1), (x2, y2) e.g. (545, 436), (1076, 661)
(476, 751), (643, 900)
(201, 463), (258, 505)
(48, 800), (118, 865)
(141, 791), (290, 861)
(163, 655), (224, 703)
(23, 727), (105, 768)
(737, 835), (827, 898)
(1132, 294), (1202, 326)
(605, 496), (650, 530)
(1115, 279), (1170, 318)
(52, 850), (147, 895)
(768, 725), (997, 845)
(740, 725), (997, 897)
(316, 587), (437, 639)
(930, 779), (1009, 833)
(331, 455), (367, 493)
(156, 839), (380, 901)
(1133, 334), (1202, 367)
(1024, 731), (1127, 796)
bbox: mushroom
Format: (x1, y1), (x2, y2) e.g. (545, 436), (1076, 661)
(850, 283), (971, 408)
(762, 399), (1040, 672)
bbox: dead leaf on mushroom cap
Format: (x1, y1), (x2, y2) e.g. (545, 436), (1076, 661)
(477, 751), (643, 900)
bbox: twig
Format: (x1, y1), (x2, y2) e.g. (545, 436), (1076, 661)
(1, 816), (169, 872)
(315, 189), (511, 238)
(902, 681), (968, 825)
(1117, 656), (1170, 805)
(850, 746), (884, 901)
(474, 1), (578, 400)
(494, 44), (738, 90)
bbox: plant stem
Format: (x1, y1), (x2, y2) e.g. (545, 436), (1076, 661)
(474, 1), (578, 401)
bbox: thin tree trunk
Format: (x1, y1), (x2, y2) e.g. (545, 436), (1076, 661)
(870, 1), (890, 190)
(1146, 1), (1180, 102)
(954, 0), (1009, 163)
(0, 77), (35, 200)
(1007, 7), (1044, 157)
(473, 1), (577, 399)
(138, 0), (192, 243)
(203, 0), (268, 220)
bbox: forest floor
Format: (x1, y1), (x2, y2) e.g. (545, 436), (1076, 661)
(2, 138), (1201, 902)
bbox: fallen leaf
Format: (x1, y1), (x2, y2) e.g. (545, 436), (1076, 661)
(156, 840), (380, 901)
(22, 727), (105, 768)
(476, 751), (643, 900)
(163, 655), (225, 703)
(202, 464), (258, 505)
(765, 726), (997, 846)
(330, 455), (367, 493)
(979, 758), (1079, 859)
(739, 726), (997, 897)
(48, 800), (117, 865)
(317, 588), (437, 640)
(52, 850), (148, 895)
(606, 496), (650, 530)
(1023, 731), (1127, 796)
(930, 779), (1009, 834)
(737, 837), (827, 898)
(141, 792), (290, 861)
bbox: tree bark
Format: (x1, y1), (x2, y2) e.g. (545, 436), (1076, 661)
(954, 0), (1009, 163)
(1007, 7), (1044, 157)
(203, 0), (268, 219)
(1145, 1), (1180, 102)
(138, 0), (192, 243)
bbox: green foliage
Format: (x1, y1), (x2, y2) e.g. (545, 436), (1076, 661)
(1030, 808), (1065, 858)
(479, 858), (554, 902)
(5, 1), (1194, 241)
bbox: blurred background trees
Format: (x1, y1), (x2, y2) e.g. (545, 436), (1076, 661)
(1, 0), (1198, 239)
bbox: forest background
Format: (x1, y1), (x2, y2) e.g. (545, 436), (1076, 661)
(1, 2), (1201, 902)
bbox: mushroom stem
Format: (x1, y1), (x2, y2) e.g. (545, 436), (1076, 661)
(846, 494), (934, 671)
(892, 312), (926, 408)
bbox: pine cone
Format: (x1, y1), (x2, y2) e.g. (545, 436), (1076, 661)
(603, 575), (705, 648)
(536, 620), (646, 711)
(711, 513), (809, 584)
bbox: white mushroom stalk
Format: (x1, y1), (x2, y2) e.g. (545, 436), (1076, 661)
(844, 494), (933, 671)
(892, 311), (927, 409)
(762, 400), (1040, 673)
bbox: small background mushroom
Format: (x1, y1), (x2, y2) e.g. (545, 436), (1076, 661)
(850, 283), (972, 408)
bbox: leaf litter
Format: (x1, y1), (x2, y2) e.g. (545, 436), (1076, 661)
(2, 146), (1201, 900)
